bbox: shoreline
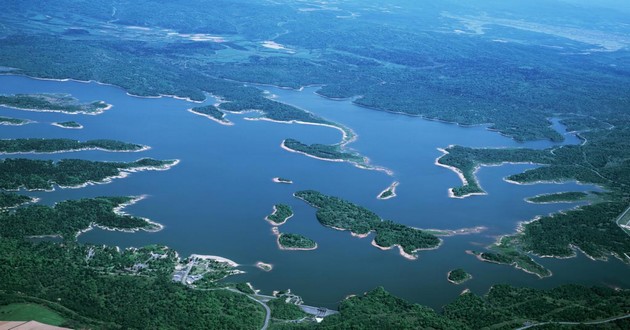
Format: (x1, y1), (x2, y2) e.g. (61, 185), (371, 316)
(377, 181), (399, 200)
(370, 239), (428, 260)
(189, 254), (240, 267)
(187, 108), (234, 126)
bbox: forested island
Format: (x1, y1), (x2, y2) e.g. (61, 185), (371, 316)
(295, 190), (440, 259)
(277, 233), (317, 250)
(0, 138), (148, 154)
(188, 105), (231, 125)
(52, 121), (83, 129)
(526, 191), (589, 204)
(0, 93), (111, 114)
(0, 116), (30, 125)
(0, 158), (178, 190)
(377, 181), (399, 200)
(282, 138), (365, 163)
(447, 269), (471, 284)
(265, 204), (294, 225)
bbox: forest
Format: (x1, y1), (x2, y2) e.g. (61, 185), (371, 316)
(0, 116), (29, 125)
(527, 191), (589, 204)
(447, 269), (471, 285)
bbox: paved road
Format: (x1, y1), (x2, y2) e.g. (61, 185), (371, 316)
(515, 313), (630, 329)
(226, 288), (271, 330)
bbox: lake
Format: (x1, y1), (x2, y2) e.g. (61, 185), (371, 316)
(1, 74), (628, 310)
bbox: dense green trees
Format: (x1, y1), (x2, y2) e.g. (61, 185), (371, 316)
(278, 233), (317, 250)
(283, 139), (364, 163)
(447, 269), (471, 284)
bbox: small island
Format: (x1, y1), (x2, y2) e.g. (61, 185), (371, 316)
(282, 138), (365, 163)
(526, 191), (589, 204)
(467, 246), (552, 278)
(0, 116), (31, 126)
(52, 121), (83, 129)
(447, 269), (472, 284)
(295, 190), (441, 259)
(0, 138), (148, 154)
(277, 233), (318, 250)
(273, 177), (293, 184)
(0, 93), (112, 114)
(255, 261), (273, 272)
(189, 105), (232, 125)
(265, 204), (294, 225)
(377, 181), (399, 200)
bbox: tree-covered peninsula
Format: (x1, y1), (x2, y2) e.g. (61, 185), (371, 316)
(0, 138), (147, 154)
(0, 93), (111, 114)
(295, 190), (440, 259)
(189, 105), (230, 125)
(0, 192), (34, 209)
(0, 196), (160, 240)
(282, 139), (364, 163)
(0, 158), (178, 190)
(265, 204), (293, 225)
(526, 191), (589, 204)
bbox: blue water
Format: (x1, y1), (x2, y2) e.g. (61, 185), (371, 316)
(1, 75), (628, 310)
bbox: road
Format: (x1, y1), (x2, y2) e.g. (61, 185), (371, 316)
(225, 288), (271, 330)
(515, 313), (630, 329)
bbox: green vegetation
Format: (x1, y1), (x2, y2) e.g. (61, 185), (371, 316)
(378, 190), (393, 199)
(0, 157), (176, 190)
(268, 299), (307, 320)
(278, 233), (317, 250)
(0, 196), (160, 240)
(189, 105), (228, 123)
(0, 93), (110, 114)
(0, 138), (146, 154)
(295, 190), (440, 257)
(437, 145), (553, 197)
(0, 238), (265, 329)
(266, 204), (293, 225)
(0, 116), (29, 125)
(527, 191), (589, 203)
(53, 121), (82, 129)
(471, 235), (552, 278)
(316, 285), (630, 329)
(0, 303), (66, 326)
(447, 269), (471, 284)
(0, 192), (33, 209)
(283, 139), (364, 163)
(319, 287), (462, 329)
(235, 282), (255, 294)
